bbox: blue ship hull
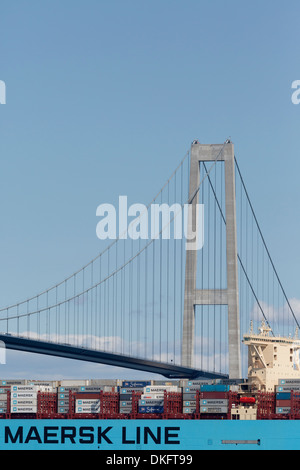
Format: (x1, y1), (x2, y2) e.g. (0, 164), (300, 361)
(0, 419), (300, 450)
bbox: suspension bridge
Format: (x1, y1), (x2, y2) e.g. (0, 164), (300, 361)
(0, 140), (298, 380)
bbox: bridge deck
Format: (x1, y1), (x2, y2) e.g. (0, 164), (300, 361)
(0, 333), (228, 380)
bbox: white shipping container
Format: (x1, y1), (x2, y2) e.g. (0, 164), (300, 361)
(58, 393), (69, 399)
(11, 399), (37, 405)
(1, 380), (26, 386)
(183, 401), (196, 406)
(11, 385), (37, 392)
(28, 381), (56, 388)
(11, 392), (36, 399)
(29, 380), (57, 385)
(139, 399), (164, 406)
(276, 407), (291, 414)
(152, 380), (180, 386)
(119, 401), (132, 406)
(79, 386), (102, 392)
(60, 379), (89, 386)
(187, 380), (207, 386)
(200, 406), (228, 413)
(75, 406), (100, 413)
(91, 379), (117, 386)
(76, 399), (100, 406)
(278, 379), (300, 385)
(183, 407), (196, 413)
(200, 399), (228, 406)
(144, 386), (179, 393)
(120, 388), (144, 394)
(11, 406), (37, 413)
(276, 385), (300, 392)
(141, 394), (165, 400)
(184, 386), (200, 393)
(58, 387), (79, 393)
(75, 399), (100, 412)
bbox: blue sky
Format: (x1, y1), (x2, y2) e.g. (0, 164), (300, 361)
(0, 0), (300, 379)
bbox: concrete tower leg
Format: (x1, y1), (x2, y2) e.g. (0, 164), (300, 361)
(181, 149), (200, 368)
(181, 141), (241, 379)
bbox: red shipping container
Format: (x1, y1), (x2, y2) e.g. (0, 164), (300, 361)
(276, 400), (291, 407)
(74, 393), (101, 399)
(200, 392), (227, 399)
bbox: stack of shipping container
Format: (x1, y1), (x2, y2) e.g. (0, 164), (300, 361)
(74, 385), (102, 414)
(58, 386), (77, 414)
(275, 379), (300, 415)
(58, 380), (116, 415)
(1, 377), (300, 419)
(0, 386), (9, 414)
(199, 384), (230, 415)
(10, 385), (37, 414)
(182, 381), (199, 414)
(181, 381), (231, 415)
(139, 385), (179, 414)
(119, 381), (149, 415)
(0, 380), (28, 414)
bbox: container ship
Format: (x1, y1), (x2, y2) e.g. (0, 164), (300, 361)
(1, 321), (300, 450)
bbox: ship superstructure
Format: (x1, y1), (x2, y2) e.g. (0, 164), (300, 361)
(243, 321), (300, 392)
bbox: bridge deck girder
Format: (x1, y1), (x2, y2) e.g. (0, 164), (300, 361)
(0, 333), (228, 380)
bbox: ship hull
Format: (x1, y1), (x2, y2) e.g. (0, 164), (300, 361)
(0, 419), (299, 450)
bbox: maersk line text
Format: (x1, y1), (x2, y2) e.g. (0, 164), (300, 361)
(4, 424), (181, 446)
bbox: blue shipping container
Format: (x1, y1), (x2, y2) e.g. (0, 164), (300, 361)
(276, 392), (291, 400)
(200, 384), (230, 392)
(122, 381), (151, 388)
(138, 406), (164, 414)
